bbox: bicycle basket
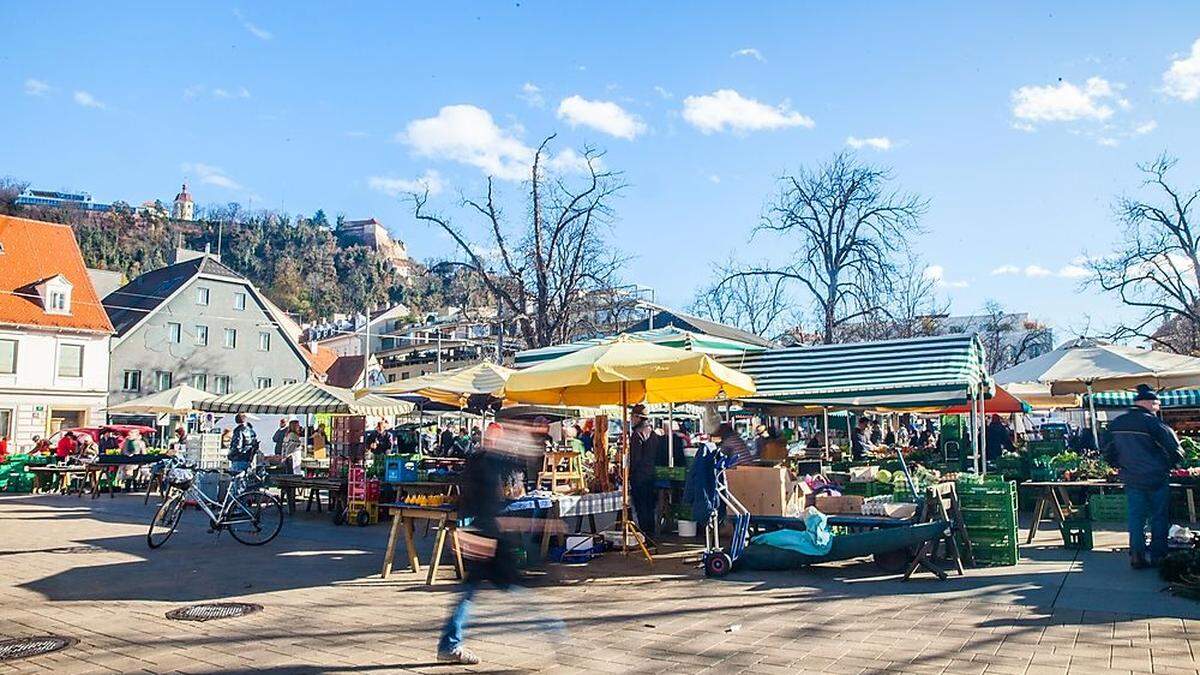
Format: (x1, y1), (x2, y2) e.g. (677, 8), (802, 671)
(167, 467), (195, 487)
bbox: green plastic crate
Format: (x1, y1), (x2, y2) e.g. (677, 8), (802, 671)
(960, 507), (1017, 529)
(1061, 518), (1093, 550)
(1027, 440), (1066, 456)
(957, 481), (1018, 510)
(1088, 494), (1127, 522)
(654, 466), (687, 482)
(842, 481), (891, 497)
(964, 527), (1020, 566)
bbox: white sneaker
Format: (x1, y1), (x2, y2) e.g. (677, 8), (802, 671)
(437, 647), (481, 665)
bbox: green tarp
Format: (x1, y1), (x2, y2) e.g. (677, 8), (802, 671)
(513, 325), (767, 367)
(1090, 388), (1200, 409)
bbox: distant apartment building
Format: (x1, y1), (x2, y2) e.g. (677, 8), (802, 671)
(0, 215), (115, 449)
(15, 189), (113, 213)
(305, 304), (412, 358)
(935, 312), (1053, 372)
(103, 249), (311, 406)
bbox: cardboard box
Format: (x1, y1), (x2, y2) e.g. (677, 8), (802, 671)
(815, 494), (866, 514)
(726, 465), (800, 516)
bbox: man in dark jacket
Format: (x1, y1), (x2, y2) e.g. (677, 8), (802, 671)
(228, 414), (258, 473)
(628, 406), (661, 537)
(985, 415), (1016, 462)
(850, 418), (873, 461)
(1102, 385), (1183, 568)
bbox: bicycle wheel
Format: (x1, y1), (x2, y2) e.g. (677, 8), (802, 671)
(226, 491), (283, 546)
(147, 493), (184, 549)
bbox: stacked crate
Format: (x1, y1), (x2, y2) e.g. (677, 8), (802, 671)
(957, 478), (1019, 566)
(0, 453), (40, 493)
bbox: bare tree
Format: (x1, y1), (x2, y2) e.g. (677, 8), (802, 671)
(724, 152), (927, 344)
(690, 257), (791, 338)
(975, 300), (1053, 373)
(411, 135), (628, 349)
(1089, 153), (1200, 353)
(837, 258), (948, 342)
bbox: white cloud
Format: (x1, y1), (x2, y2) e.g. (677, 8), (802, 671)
(1134, 120), (1158, 135)
(1163, 38), (1200, 101)
(212, 88), (232, 99)
(1024, 265), (1052, 277)
(556, 95), (646, 140)
(544, 148), (596, 174)
(233, 9), (272, 40)
(923, 265), (969, 289)
(1057, 264), (1090, 279)
(653, 85), (673, 99)
(73, 91), (105, 109)
(368, 170), (444, 197)
(708, 174), (721, 184)
(731, 48), (765, 62)
(185, 85), (250, 101)
(343, 130), (369, 139)
(845, 136), (893, 151)
(1011, 122), (1036, 133)
(181, 162), (242, 191)
(1097, 137), (1119, 147)
(400, 104), (590, 181)
(991, 265), (1021, 276)
(1011, 77), (1124, 124)
(24, 78), (50, 96)
(681, 89), (815, 134)
(518, 82), (544, 108)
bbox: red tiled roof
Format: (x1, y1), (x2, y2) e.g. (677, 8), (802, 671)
(0, 215), (114, 333)
(307, 345), (340, 375)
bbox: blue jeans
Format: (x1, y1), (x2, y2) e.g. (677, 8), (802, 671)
(438, 582), (565, 652)
(1127, 484), (1170, 562)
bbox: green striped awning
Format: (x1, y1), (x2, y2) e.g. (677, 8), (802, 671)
(1089, 389), (1200, 409)
(718, 334), (990, 410)
(514, 326), (767, 367)
(196, 381), (414, 416)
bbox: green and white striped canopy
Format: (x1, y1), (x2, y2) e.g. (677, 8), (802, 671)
(514, 326), (767, 367)
(1089, 388), (1200, 409)
(196, 381), (414, 416)
(719, 334), (990, 410)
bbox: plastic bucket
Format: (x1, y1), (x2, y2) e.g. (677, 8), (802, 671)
(677, 520), (698, 537)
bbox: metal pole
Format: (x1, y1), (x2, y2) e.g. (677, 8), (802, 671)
(437, 332), (443, 373)
(1087, 382), (1100, 449)
(667, 402), (675, 468)
(822, 407), (830, 458)
(979, 388), (988, 476)
(362, 312), (370, 388)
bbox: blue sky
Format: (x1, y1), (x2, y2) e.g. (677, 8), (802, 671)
(3, 2), (1200, 340)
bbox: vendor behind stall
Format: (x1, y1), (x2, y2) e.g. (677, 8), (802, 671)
(629, 405), (661, 536)
(851, 418), (874, 461)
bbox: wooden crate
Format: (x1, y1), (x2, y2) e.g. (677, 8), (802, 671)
(725, 465), (801, 516)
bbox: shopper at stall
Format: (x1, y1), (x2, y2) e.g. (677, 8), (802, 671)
(281, 420), (304, 474)
(985, 415), (1016, 461)
(1103, 384), (1183, 569)
(851, 418), (874, 461)
(439, 426), (456, 455)
(716, 422), (755, 466)
(168, 426), (187, 458)
(228, 413), (259, 473)
(437, 421), (565, 665)
(31, 436), (51, 456)
(629, 405), (661, 537)
(579, 420), (594, 453)
(55, 431), (79, 460)
(310, 422), (328, 460)
(271, 419), (287, 455)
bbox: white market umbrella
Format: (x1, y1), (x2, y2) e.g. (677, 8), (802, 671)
(108, 384), (215, 415)
(369, 361), (513, 407)
(196, 380), (414, 416)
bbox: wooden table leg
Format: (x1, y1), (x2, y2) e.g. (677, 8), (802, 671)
(427, 515), (449, 585)
(286, 487), (297, 514)
(540, 506), (557, 560)
(1027, 489), (1048, 544)
(451, 527), (465, 580)
(402, 516), (420, 574)
(380, 511), (403, 579)
(1050, 488), (1068, 523)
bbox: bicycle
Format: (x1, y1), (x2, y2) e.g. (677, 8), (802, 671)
(147, 461), (282, 549)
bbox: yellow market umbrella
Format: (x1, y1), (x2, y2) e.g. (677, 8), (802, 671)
(504, 335), (756, 561)
(369, 362), (513, 407)
(503, 335), (756, 406)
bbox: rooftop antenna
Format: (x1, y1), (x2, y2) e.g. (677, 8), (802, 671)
(217, 222), (223, 255)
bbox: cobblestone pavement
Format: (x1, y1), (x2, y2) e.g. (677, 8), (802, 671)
(3, 493), (1200, 674)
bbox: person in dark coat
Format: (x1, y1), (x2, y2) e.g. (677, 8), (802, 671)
(437, 423), (563, 664)
(628, 406), (661, 537)
(1102, 385), (1183, 568)
(850, 418), (873, 461)
(985, 415), (1016, 462)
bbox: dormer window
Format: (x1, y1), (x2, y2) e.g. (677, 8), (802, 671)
(38, 274), (73, 316)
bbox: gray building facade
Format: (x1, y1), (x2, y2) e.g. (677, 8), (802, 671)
(104, 253), (310, 406)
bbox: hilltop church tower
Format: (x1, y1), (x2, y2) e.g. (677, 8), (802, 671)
(172, 183), (194, 221)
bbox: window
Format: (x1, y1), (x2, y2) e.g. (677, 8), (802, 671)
(196, 287), (210, 305)
(194, 325), (209, 347)
(213, 375), (230, 395)
(191, 373), (207, 390)
(49, 290), (69, 313)
(401, 372), (411, 380)
(0, 409), (11, 440)
(233, 292), (246, 311)
(121, 370), (141, 392)
(258, 332), (271, 351)
(282, 378), (298, 385)
(167, 322), (182, 343)
(223, 328), (237, 349)
(154, 370), (173, 391)
(256, 377), (272, 388)
(57, 343), (83, 378)
(0, 339), (16, 375)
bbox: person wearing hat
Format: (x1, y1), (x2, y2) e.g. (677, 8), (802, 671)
(1102, 384), (1183, 569)
(627, 404), (661, 537)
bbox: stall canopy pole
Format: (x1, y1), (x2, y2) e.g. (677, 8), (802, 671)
(978, 388), (987, 476)
(667, 403), (675, 468)
(1086, 382), (1100, 449)
(822, 407), (830, 459)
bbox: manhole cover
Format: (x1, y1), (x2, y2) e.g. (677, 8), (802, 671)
(165, 602), (262, 622)
(0, 636), (77, 661)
